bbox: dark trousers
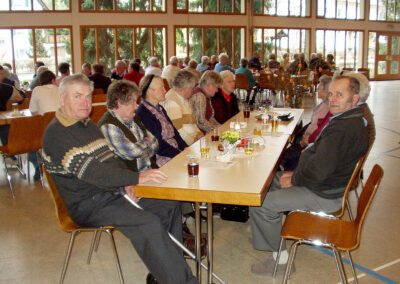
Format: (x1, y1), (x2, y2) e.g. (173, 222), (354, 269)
(75, 193), (198, 284)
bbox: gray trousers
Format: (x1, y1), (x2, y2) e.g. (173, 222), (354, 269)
(76, 192), (198, 284)
(250, 172), (342, 252)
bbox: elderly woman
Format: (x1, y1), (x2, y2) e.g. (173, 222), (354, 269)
(236, 58), (256, 89)
(185, 59), (202, 83)
(136, 75), (187, 167)
(212, 70), (239, 124)
(162, 70), (202, 146)
(189, 71), (222, 133)
(197, 56), (211, 73)
(98, 80), (158, 173)
(214, 53), (235, 73)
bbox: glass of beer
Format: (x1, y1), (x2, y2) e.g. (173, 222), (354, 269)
(187, 155), (199, 177)
(211, 128), (220, 142)
(200, 137), (210, 154)
(243, 105), (251, 119)
(244, 138), (254, 155)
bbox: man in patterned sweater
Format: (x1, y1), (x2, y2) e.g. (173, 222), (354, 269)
(42, 74), (198, 284)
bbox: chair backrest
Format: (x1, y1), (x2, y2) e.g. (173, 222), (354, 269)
(7, 115), (43, 155)
(93, 88), (105, 95)
(352, 164), (383, 249)
(92, 93), (107, 103)
(342, 67), (354, 71)
(6, 98), (30, 111)
(42, 111), (56, 130)
(335, 154), (366, 218)
(235, 74), (249, 89)
(89, 105), (108, 124)
(163, 78), (170, 92)
(42, 166), (79, 232)
(25, 91), (32, 99)
(258, 74), (276, 90)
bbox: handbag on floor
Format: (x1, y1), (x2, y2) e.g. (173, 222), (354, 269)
(220, 205), (249, 223)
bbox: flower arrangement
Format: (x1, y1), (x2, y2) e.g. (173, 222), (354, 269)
(220, 131), (240, 144)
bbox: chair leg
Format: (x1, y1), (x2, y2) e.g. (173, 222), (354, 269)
(87, 230), (100, 264)
(36, 150), (45, 188)
(333, 248), (348, 284)
(94, 229), (102, 252)
(272, 237), (284, 278)
(283, 240), (300, 284)
(345, 199), (354, 221)
(2, 155), (15, 198)
(16, 155), (26, 178)
(26, 153), (31, 183)
(105, 228), (124, 284)
(354, 187), (360, 199)
(347, 251), (358, 284)
(60, 230), (79, 284)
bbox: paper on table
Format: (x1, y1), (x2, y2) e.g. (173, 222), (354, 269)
(199, 159), (238, 170)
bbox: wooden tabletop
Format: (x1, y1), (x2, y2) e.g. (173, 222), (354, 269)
(0, 109), (33, 125)
(135, 108), (303, 206)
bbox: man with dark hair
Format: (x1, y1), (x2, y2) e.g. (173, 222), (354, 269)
(98, 80), (158, 173)
(29, 70), (59, 115)
(42, 74), (198, 284)
(2, 63), (20, 88)
(88, 64), (112, 93)
(248, 52), (262, 70)
(55, 62), (70, 86)
(250, 75), (368, 277)
(123, 62), (144, 86)
(33, 61), (45, 78)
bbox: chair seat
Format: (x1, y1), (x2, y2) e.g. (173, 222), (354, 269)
(281, 211), (358, 251)
(0, 145), (9, 155)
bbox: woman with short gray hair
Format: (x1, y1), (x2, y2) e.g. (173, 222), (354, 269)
(197, 56), (211, 73)
(189, 71), (222, 133)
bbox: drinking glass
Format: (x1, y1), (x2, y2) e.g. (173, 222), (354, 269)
(200, 137), (210, 154)
(187, 156), (199, 177)
(244, 138), (254, 155)
(243, 105), (250, 119)
(211, 128), (220, 142)
(12, 103), (19, 114)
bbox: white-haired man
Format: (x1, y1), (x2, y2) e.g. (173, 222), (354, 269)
(196, 56), (211, 73)
(214, 53), (235, 73)
(161, 56), (180, 87)
(145, 57), (162, 77)
(111, 60), (126, 80)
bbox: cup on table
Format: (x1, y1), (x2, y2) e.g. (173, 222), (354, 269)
(200, 137), (210, 154)
(12, 103), (19, 114)
(211, 128), (220, 142)
(244, 138), (254, 155)
(187, 155), (199, 177)
(271, 116), (279, 131)
(243, 105), (251, 119)
(254, 126), (262, 136)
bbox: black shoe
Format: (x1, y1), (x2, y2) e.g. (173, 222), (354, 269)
(182, 221), (192, 234)
(184, 211), (207, 222)
(146, 273), (158, 284)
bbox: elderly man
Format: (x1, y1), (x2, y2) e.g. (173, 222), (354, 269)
(197, 56), (211, 73)
(185, 60), (202, 83)
(29, 65), (48, 90)
(214, 53), (235, 73)
(55, 62), (70, 86)
(162, 70), (202, 145)
(189, 71), (222, 133)
(81, 63), (92, 76)
(88, 64), (112, 94)
(111, 60), (126, 80)
(98, 80), (158, 173)
(2, 63), (20, 89)
(145, 57), (162, 77)
(248, 52), (262, 70)
(249, 75), (368, 276)
(207, 55), (218, 70)
(161, 56), (180, 87)
(42, 74), (198, 284)
(212, 70), (239, 124)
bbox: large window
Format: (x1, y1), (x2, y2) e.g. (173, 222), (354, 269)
(316, 29), (363, 70)
(80, 0), (166, 12)
(369, 0), (400, 21)
(254, 0), (310, 17)
(0, 0), (70, 11)
(253, 28), (310, 64)
(317, 0), (364, 19)
(81, 26), (167, 74)
(174, 0), (246, 14)
(175, 26), (245, 68)
(0, 27), (72, 82)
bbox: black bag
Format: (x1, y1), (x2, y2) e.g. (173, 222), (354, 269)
(220, 205), (249, 223)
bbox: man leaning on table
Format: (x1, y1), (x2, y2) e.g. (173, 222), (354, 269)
(42, 74), (198, 284)
(249, 75), (368, 276)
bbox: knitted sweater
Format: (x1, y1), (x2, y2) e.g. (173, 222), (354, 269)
(42, 110), (139, 222)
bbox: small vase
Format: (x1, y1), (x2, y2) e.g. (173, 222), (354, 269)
(222, 140), (240, 156)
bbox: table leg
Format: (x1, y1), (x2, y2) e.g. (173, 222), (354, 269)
(195, 202), (202, 282)
(207, 203), (213, 284)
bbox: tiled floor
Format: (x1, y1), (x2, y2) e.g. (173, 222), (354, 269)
(0, 81), (399, 284)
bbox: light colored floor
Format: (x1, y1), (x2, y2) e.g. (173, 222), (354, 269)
(0, 81), (399, 284)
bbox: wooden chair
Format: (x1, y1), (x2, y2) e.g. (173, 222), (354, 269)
(342, 67), (354, 71)
(6, 98), (30, 111)
(25, 91), (32, 99)
(235, 74), (250, 101)
(42, 167), (124, 284)
(93, 88), (105, 95)
(42, 111), (56, 130)
(92, 93), (107, 104)
(258, 73), (277, 91)
(163, 78), (170, 92)
(0, 115), (43, 198)
(89, 105), (107, 124)
(278, 165), (383, 284)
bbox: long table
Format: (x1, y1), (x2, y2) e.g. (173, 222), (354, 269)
(0, 109), (33, 125)
(135, 107), (303, 283)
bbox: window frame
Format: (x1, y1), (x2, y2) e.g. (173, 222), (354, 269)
(0, 0), (71, 13)
(79, 0), (167, 13)
(173, 0), (247, 15)
(174, 25), (247, 68)
(316, 0), (365, 20)
(253, 0), (311, 18)
(315, 28), (364, 69)
(0, 25), (74, 75)
(369, 0), (400, 22)
(80, 25), (168, 68)
(251, 26), (311, 64)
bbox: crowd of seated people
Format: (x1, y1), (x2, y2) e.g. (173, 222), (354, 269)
(1, 50), (375, 283)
